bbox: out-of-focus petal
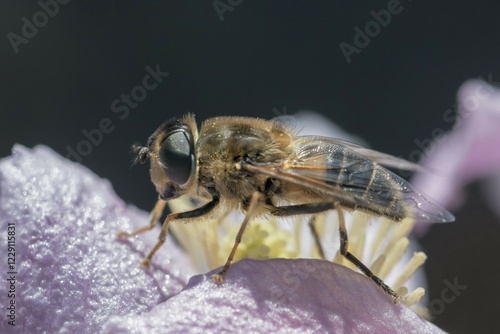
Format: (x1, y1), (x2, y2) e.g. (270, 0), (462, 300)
(483, 170), (500, 218)
(103, 258), (444, 334)
(413, 79), (500, 214)
(290, 111), (429, 306)
(0, 145), (195, 334)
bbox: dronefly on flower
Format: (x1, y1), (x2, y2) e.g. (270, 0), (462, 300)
(117, 112), (452, 308)
(0, 109), (449, 333)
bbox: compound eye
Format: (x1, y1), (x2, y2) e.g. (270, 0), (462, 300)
(138, 152), (148, 164)
(158, 130), (194, 186)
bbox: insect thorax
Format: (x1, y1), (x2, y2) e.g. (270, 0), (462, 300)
(196, 122), (288, 204)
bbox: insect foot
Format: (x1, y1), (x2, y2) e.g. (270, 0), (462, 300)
(380, 282), (400, 303)
(116, 230), (131, 239)
(210, 273), (225, 285)
(393, 295), (402, 305)
(140, 258), (151, 269)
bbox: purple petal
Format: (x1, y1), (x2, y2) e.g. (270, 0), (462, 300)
(1, 145), (442, 333)
(103, 258), (444, 334)
(413, 79), (500, 214)
(0, 145), (195, 334)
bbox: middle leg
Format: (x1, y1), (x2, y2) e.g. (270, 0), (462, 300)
(308, 216), (326, 260)
(211, 192), (263, 284)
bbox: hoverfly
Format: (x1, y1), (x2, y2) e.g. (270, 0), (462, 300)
(118, 114), (454, 300)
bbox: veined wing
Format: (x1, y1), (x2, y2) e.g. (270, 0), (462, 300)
(271, 116), (422, 172)
(323, 137), (424, 173)
(250, 136), (454, 223)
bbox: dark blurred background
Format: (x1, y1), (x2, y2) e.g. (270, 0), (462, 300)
(1, 1), (499, 332)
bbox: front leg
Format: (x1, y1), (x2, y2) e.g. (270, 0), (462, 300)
(117, 198), (166, 238)
(120, 195), (220, 268)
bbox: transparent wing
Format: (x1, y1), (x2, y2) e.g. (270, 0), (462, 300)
(309, 136), (424, 173)
(251, 136), (454, 223)
(271, 115), (299, 128)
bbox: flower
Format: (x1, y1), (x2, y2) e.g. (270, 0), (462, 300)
(413, 78), (500, 218)
(169, 196), (428, 313)
(0, 143), (442, 333)
(104, 258), (442, 334)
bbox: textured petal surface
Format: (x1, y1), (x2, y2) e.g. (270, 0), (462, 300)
(0, 145), (443, 333)
(0, 145), (194, 334)
(103, 258), (444, 334)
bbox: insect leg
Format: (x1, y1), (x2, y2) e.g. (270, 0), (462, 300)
(140, 211), (177, 268)
(121, 196), (219, 268)
(141, 196), (220, 267)
(117, 198), (166, 238)
(335, 203), (400, 302)
(272, 202), (333, 260)
(308, 216), (326, 260)
(271, 202), (399, 301)
(211, 192), (262, 284)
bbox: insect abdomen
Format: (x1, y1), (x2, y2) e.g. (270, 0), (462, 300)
(326, 149), (407, 221)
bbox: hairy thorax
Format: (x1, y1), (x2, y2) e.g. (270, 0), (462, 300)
(196, 118), (290, 207)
